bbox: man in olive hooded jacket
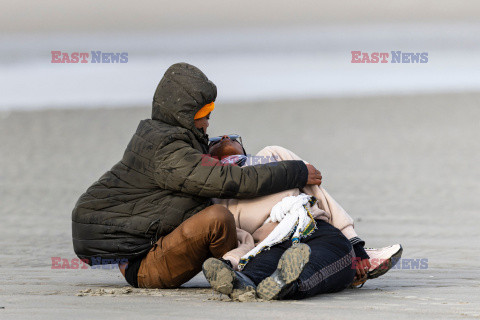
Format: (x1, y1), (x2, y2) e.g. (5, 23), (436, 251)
(71, 63), (322, 288)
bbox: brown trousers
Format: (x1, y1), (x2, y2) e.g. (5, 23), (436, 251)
(135, 204), (237, 288)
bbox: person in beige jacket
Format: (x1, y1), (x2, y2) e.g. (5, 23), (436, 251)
(216, 145), (359, 264)
(202, 135), (402, 300)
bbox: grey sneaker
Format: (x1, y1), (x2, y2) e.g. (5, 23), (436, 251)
(256, 243), (311, 300)
(366, 244), (403, 279)
(202, 258), (256, 296)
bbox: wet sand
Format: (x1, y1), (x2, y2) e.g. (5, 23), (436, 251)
(0, 93), (479, 319)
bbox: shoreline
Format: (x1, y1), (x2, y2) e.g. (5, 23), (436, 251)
(2, 90), (480, 114)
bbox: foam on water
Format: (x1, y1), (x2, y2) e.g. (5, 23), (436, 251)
(1, 23), (480, 111)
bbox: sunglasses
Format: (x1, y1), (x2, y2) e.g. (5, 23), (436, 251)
(208, 134), (243, 147)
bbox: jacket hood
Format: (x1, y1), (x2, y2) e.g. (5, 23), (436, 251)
(152, 63), (217, 140)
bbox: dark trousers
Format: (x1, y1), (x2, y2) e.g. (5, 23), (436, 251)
(242, 220), (356, 299)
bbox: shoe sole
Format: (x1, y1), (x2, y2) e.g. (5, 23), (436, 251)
(256, 243), (311, 300)
(367, 245), (403, 279)
(202, 258), (235, 295)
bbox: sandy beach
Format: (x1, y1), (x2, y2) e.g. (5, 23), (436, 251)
(0, 92), (479, 319)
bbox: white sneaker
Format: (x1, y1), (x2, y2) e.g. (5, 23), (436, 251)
(366, 244), (403, 279)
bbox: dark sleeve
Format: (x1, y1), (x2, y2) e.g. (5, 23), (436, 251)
(153, 140), (308, 199)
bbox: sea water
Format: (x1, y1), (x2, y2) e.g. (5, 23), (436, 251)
(1, 23), (480, 111)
